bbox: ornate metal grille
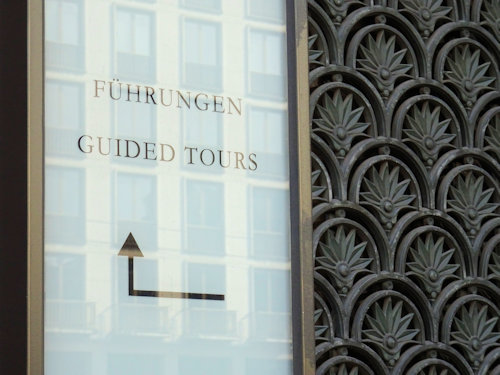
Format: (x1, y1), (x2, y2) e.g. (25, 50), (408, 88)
(308, 1), (500, 374)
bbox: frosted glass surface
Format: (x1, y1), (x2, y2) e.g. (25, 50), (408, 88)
(44, 1), (291, 374)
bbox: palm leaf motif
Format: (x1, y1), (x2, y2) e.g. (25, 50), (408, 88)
(309, 34), (324, 67)
(488, 252), (500, 280)
(451, 302), (500, 369)
(407, 233), (459, 300)
(403, 101), (456, 167)
(447, 172), (499, 238)
(312, 169), (327, 198)
(316, 226), (372, 295)
(363, 297), (420, 366)
(400, 0), (451, 38)
(314, 308), (329, 342)
(360, 162), (416, 230)
(481, 0), (500, 41)
(358, 30), (413, 99)
(485, 114), (500, 161)
(444, 44), (496, 109)
(313, 90), (370, 157)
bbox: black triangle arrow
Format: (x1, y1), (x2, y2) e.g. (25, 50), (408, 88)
(118, 232), (144, 258)
(118, 232), (224, 301)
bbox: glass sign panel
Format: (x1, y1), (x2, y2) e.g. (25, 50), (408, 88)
(44, 1), (292, 374)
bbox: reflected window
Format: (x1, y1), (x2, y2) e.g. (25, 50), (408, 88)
(184, 180), (224, 255)
(250, 187), (289, 259)
(184, 109), (221, 147)
(114, 257), (165, 334)
(108, 354), (164, 375)
(114, 173), (157, 250)
(245, 358), (291, 375)
(184, 264), (234, 337)
(117, 258), (158, 302)
(114, 100), (156, 140)
(251, 268), (291, 340)
(182, 109), (223, 172)
(46, 351), (91, 375)
(46, 167), (85, 245)
(248, 106), (288, 179)
(253, 268), (289, 313)
(181, 0), (221, 13)
(114, 7), (155, 81)
(46, 253), (85, 300)
(46, 80), (84, 157)
(186, 263), (226, 307)
(182, 19), (222, 91)
(45, 0), (84, 71)
(45, 254), (93, 331)
(111, 99), (157, 166)
(247, 29), (286, 99)
(246, 0), (285, 23)
(180, 356), (231, 375)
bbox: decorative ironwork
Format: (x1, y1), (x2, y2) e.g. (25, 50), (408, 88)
(308, 1), (500, 374)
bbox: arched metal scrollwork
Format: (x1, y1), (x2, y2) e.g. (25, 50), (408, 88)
(308, 1), (500, 374)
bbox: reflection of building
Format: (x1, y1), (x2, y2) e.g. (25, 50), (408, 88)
(43, 0), (291, 374)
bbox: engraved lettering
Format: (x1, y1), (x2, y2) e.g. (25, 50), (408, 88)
(228, 97), (242, 115)
(160, 144), (175, 162)
(144, 142), (157, 160)
(194, 93), (209, 111)
(145, 86), (157, 105)
(200, 149), (215, 166)
(97, 137), (111, 155)
(177, 91), (191, 109)
(184, 146), (197, 164)
(213, 95), (225, 113)
(109, 79), (122, 100)
(127, 84), (141, 103)
(94, 80), (105, 98)
(78, 135), (93, 153)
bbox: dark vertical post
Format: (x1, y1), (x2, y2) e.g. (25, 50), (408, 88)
(0, 1), (28, 374)
(287, 0), (315, 374)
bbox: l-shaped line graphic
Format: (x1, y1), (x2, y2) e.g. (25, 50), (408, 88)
(118, 232), (225, 301)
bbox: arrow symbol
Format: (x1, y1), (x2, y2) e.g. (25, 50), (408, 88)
(118, 233), (225, 301)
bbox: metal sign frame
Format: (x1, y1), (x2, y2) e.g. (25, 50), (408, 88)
(27, 0), (313, 374)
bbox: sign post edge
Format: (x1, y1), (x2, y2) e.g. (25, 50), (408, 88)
(27, 0), (44, 373)
(287, 0), (315, 374)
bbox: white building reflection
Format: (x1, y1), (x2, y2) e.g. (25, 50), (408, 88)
(45, 1), (291, 374)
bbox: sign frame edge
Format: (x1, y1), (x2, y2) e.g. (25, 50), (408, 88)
(27, 0), (44, 374)
(286, 0), (315, 374)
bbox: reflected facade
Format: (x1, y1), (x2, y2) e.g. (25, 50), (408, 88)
(44, 1), (292, 374)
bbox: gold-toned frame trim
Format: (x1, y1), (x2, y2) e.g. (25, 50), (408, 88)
(27, 1), (313, 374)
(28, 0), (44, 374)
(286, 0), (315, 374)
